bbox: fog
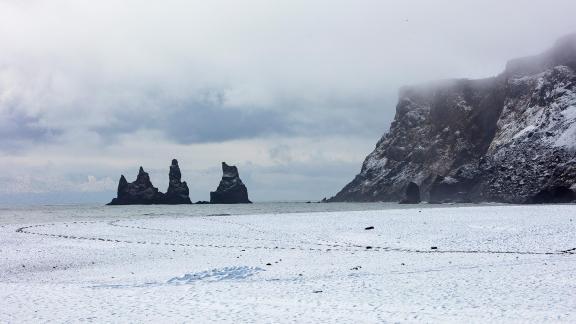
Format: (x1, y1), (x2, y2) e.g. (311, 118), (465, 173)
(1, 0), (575, 202)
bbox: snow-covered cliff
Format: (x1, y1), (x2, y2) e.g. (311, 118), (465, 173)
(330, 34), (576, 203)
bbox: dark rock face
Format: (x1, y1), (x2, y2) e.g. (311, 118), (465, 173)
(330, 34), (576, 204)
(399, 182), (421, 204)
(525, 186), (575, 204)
(108, 167), (165, 205)
(163, 159), (192, 204)
(210, 162), (252, 204)
(429, 171), (476, 204)
(108, 160), (192, 205)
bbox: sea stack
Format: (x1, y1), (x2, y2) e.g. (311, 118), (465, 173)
(107, 159), (192, 205)
(210, 162), (252, 204)
(108, 167), (165, 205)
(163, 159), (192, 204)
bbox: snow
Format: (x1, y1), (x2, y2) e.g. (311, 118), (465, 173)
(512, 124), (537, 140)
(455, 97), (473, 112)
(167, 266), (265, 284)
(555, 121), (576, 149)
(562, 105), (576, 121)
(1, 204), (576, 323)
(493, 66), (576, 150)
(555, 105), (576, 149)
(364, 156), (388, 171)
(441, 176), (459, 184)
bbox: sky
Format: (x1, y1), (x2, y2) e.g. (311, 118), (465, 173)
(1, 0), (576, 204)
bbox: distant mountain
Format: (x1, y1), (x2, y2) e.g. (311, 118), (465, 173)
(329, 34), (576, 204)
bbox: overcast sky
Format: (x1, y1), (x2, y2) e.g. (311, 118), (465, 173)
(1, 0), (575, 204)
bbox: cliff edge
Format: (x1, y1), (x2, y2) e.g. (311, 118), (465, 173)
(330, 34), (576, 203)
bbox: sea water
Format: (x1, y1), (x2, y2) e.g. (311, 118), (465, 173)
(0, 201), (493, 225)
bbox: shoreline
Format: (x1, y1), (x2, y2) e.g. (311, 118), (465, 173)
(0, 201), (520, 226)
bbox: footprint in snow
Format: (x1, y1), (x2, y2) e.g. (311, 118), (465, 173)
(89, 266), (265, 289)
(167, 266), (265, 284)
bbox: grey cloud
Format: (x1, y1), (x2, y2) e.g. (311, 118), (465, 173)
(95, 93), (291, 144)
(0, 108), (60, 151)
(2, 0), (575, 151)
(1, 0), (576, 202)
(0, 78), (390, 150)
(90, 89), (392, 145)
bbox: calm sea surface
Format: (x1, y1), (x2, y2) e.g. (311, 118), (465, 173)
(0, 202), (502, 225)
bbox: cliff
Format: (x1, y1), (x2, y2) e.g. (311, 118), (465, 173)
(330, 34), (576, 204)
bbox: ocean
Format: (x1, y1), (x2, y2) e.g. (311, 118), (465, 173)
(0, 201), (491, 225)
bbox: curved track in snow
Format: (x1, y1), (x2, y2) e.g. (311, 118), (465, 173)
(15, 216), (575, 256)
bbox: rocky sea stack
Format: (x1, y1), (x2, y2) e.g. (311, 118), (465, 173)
(330, 34), (576, 204)
(210, 162), (252, 204)
(108, 159), (192, 205)
(108, 167), (165, 205)
(163, 159), (192, 204)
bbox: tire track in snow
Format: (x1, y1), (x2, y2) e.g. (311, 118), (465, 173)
(186, 217), (576, 256)
(14, 220), (576, 256)
(14, 221), (356, 253)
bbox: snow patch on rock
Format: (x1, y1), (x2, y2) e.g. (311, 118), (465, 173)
(330, 36), (576, 203)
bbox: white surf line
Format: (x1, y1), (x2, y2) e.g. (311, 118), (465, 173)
(14, 221), (575, 256)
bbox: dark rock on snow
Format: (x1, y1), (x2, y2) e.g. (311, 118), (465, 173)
(329, 34), (576, 204)
(163, 159), (192, 204)
(108, 159), (192, 205)
(210, 162), (252, 204)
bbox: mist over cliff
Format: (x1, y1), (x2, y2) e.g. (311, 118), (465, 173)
(330, 34), (576, 204)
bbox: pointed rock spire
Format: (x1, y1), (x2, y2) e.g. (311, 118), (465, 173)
(108, 159), (191, 205)
(210, 162), (251, 204)
(169, 159), (182, 182)
(117, 175), (128, 196)
(108, 167), (163, 205)
(164, 159), (192, 204)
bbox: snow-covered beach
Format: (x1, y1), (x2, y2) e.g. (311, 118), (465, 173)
(1, 204), (575, 323)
